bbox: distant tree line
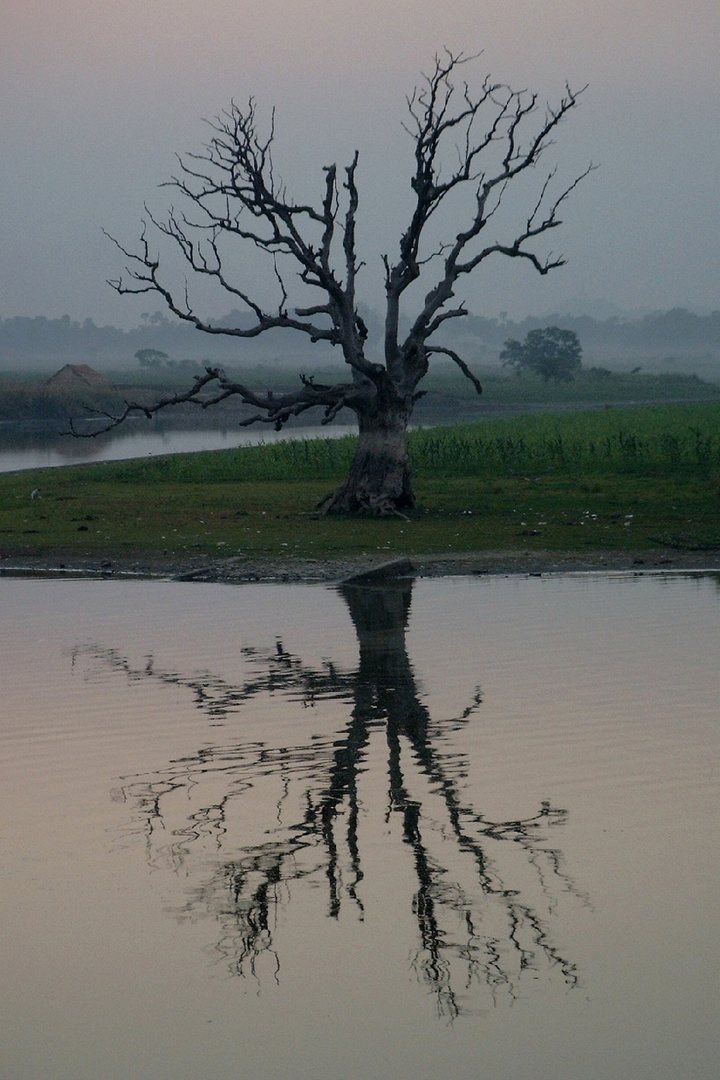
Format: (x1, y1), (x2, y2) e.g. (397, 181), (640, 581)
(0, 310), (336, 371)
(0, 306), (719, 373)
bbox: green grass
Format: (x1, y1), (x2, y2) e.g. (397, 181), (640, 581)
(1, 403), (718, 562)
(422, 366), (720, 404)
(409, 403), (720, 476)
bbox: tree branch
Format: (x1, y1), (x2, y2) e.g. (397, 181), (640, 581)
(68, 365), (373, 437)
(388, 59), (591, 360)
(426, 346), (483, 394)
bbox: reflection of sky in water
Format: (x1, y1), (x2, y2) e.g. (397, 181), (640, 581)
(1, 574), (719, 1080)
(0, 424), (356, 473)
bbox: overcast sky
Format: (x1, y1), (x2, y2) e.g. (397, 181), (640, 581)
(2, 0), (719, 328)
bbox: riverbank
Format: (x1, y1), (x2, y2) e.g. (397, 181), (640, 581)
(2, 406), (718, 581)
(3, 546), (720, 584)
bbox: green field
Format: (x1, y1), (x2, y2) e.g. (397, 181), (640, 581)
(1, 403), (719, 561)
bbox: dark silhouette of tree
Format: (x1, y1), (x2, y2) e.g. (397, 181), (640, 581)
(73, 578), (587, 1019)
(134, 348), (169, 370)
(83, 50), (591, 514)
(501, 326), (583, 381)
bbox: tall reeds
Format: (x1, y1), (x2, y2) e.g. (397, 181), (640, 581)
(98, 403), (720, 486)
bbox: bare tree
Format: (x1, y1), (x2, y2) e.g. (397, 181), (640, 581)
(97, 51), (591, 514)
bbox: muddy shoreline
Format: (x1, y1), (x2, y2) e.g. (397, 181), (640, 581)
(2, 547), (720, 584)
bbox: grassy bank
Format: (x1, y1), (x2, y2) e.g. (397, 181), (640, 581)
(422, 365), (720, 404)
(1, 403), (719, 563)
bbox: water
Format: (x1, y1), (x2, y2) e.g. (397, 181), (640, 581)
(0, 423), (356, 473)
(1, 572), (719, 1080)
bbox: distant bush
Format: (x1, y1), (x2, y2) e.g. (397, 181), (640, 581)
(0, 384), (127, 422)
(501, 327), (583, 381)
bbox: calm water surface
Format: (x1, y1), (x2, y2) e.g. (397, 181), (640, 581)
(1, 573), (718, 1080)
(0, 423), (356, 473)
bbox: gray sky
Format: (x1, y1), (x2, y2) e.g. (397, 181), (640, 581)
(2, 0), (719, 328)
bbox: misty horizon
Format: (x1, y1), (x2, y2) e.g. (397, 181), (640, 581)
(2, 304), (719, 382)
(2, 1), (719, 333)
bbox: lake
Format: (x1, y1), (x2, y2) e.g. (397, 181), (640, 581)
(1, 571), (718, 1080)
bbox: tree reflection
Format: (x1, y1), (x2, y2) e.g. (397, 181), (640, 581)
(75, 578), (587, 1019)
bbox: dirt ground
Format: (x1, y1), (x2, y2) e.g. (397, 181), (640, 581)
(2, 547), (720, 584)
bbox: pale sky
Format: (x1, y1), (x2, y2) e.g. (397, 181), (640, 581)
(1, 0), (719, 327)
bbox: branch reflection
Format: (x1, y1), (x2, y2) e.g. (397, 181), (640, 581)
(76, 579), (587, 1019)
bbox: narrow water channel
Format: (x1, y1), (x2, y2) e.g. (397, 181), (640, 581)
(0, 423), (356, 473)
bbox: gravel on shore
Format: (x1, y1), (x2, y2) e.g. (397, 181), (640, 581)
(2, 547), (720, 584)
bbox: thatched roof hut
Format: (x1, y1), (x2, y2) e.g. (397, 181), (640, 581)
(45, 364), (110, 392)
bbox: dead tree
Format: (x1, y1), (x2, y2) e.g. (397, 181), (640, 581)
(97, 51), (591, 514)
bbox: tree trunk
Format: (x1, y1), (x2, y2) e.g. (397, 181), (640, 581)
(320, 403), (415, 515)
